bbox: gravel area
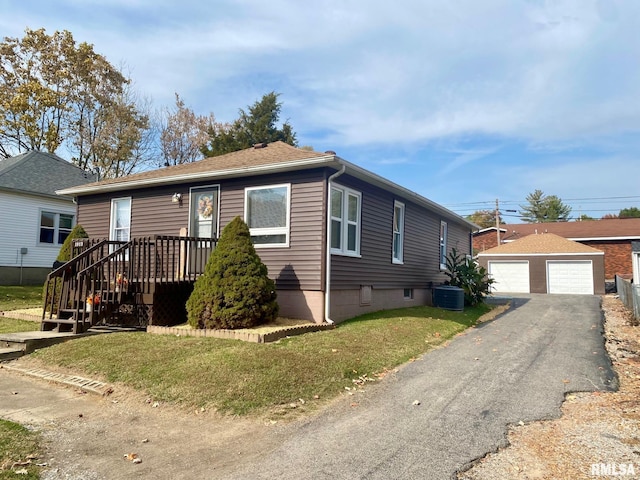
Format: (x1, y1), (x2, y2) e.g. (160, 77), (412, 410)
(459, 295), (640, 480)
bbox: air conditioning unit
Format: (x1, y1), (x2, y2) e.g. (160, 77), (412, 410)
(433, 285), (464, 311)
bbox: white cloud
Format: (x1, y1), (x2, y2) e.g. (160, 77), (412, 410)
(2, 0), (640, 218)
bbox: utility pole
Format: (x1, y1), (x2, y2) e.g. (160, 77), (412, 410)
(496, 199), (501, 245)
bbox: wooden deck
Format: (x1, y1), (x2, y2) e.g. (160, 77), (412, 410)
(42, 235), (217, 333)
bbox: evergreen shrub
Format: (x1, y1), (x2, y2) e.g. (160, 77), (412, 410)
(186, 216), (279, 329)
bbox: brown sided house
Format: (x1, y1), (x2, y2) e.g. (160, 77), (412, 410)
(476, 233), (605, 295)
(473, 219), (640, 280)
(50, 141), (475, 332)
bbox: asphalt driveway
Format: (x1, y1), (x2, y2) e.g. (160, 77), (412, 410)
(223, 294), (617, 480)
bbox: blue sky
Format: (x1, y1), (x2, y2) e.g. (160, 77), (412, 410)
(2, 0), (639, 222)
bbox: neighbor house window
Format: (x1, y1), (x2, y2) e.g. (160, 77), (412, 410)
(392, 201), (405, 264)
(439, 220), (448, 270)
(330, 185), (361, 256)
(109, 197), (131, 242)
(245, 184), (290, 247)
(39, 211), (74, 245)
(403, 288), (414, 299)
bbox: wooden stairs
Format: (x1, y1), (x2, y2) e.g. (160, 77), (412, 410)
(41, 235), (216, 334)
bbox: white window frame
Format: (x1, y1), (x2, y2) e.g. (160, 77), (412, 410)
(244, 183), (291, 248)
(109, 197), (132, 243)
(392, 200), (405, 264)
(439, 220), (448, 270)
(38, 210), (75, 246)
(330, 184), (361, 257)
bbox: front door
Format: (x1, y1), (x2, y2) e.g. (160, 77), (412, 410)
(188, 186), (219, 274)
(189, 186), (219, 238)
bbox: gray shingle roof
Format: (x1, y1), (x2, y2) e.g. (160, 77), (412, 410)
(0, 151), (96, 198)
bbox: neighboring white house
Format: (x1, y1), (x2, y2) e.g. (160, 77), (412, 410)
(0, 151), (96, 285)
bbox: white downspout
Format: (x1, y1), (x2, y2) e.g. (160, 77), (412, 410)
(325, 165), (346, 324)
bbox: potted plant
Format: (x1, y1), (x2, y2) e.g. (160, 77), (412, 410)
(115, 273), (128, 293)
(85, 294), (101, 312)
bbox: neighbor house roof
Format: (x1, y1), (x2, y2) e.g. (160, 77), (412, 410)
(0, 151), (96, 199)
(477, 233), (604, 256)
(477, 219), (640, 241)
(57, 141), (477, 229)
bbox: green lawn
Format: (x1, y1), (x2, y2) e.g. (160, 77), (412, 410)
(0, 285), (43, 333)
(30, 303), (492, 417)
(0, 420), (41, 479)
(0, 286), (43, 312)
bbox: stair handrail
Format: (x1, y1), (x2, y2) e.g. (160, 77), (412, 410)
(42, 239), (113, 323)
(46, 239), (110, 280)
(72, 240), (137, 329)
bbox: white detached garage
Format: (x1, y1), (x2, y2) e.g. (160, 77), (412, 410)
(477, 233), (605, 295)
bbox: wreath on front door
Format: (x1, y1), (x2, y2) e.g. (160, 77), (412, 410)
(198, 195), (213, 219)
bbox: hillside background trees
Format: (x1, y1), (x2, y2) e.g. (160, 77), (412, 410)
(0, 28), (298, 179)
(0, 28), (153, 178)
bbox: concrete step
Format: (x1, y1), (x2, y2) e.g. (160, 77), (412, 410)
(0, 346), (25, 361)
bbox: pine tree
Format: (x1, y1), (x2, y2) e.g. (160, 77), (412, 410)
(520, 190), (571, 223)
(186, 217), (278, 329)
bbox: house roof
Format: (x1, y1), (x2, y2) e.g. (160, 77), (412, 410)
(57, 141), (477, 229)
(0, 151), (96, 199)
(476, 218), (640, 241)
(477, 233), (604, 256)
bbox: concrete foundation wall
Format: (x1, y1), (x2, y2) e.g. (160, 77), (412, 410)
(276, 290), (325, 324)
(329, 287), (432, 323)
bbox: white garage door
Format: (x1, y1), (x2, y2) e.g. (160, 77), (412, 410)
(488, 261), (530, 293)
(547, 260), (593, 295)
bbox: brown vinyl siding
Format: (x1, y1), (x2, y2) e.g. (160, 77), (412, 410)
(217, 170), (325, 290)
(330, 174), (471, 289)
(77, 185), (191, 238)
(76, 169), (326, 292)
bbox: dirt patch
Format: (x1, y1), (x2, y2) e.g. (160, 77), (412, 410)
(1, 363), (290, 480)
(459, 295), (640, 480)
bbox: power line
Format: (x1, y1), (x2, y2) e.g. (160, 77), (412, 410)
(443, 194), (640, 208)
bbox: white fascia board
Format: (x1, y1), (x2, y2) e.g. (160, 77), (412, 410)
(568, 236), (640, 241)
(477, 252), (604, 257)
(56, 155), (337, 196)
(475, 227), (507, 234)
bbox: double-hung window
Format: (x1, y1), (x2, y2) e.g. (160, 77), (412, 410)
(392, 201), (405, 264)
(330, 185), (361, 256)
(39, 211), (74, 245)
(245, 184), (290, 247)
(110, 197), (131, 242)
(439, 220), (448, 270)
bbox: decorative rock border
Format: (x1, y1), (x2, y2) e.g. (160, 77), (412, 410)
(147, 322), (335, 343)
(0, 310), (43, 322)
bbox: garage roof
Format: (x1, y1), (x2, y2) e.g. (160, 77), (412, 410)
(477, 233), (604, 256)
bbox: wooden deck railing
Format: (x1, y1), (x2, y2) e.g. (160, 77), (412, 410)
(42, 235), (217, 332)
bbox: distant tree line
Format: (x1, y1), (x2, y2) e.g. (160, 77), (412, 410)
(466, 190), (639, 226)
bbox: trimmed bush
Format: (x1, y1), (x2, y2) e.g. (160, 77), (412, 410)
(186, 216), (279, 329)
(56, 224), (88, 262)
(44, 224), (88, 313)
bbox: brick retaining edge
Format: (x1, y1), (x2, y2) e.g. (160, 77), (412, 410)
(147, 323), (335, 343)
